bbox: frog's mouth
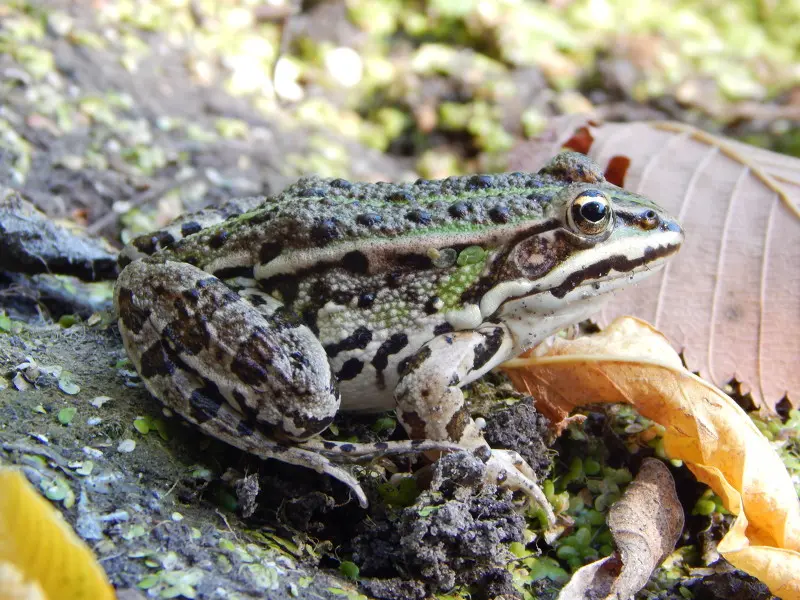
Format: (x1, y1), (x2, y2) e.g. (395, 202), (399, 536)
(545, 240), (681, 300)
(483, 228), (683, 320)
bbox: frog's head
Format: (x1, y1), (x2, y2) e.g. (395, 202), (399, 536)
(481, 152), (683, 347)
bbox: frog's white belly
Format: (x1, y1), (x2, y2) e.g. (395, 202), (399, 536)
(338, 372), (397, 412)
(335, 344), (418, 412)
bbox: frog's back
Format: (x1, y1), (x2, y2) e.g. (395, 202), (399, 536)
(122, 173), (570, 264)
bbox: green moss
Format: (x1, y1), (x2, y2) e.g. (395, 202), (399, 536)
(57, 407), (77, 425)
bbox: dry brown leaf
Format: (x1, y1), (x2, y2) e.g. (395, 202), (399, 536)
(557, 459), (684, 600)
(509, 118), (800, 411)
(502, 316), (800, 598)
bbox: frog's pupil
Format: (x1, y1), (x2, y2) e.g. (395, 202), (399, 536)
(580, 201), (606, 223)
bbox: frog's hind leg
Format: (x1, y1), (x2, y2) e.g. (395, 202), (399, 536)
(154, 367), (367, 507)
(115, 258), (368, 506)
(179, 390), (369, 508)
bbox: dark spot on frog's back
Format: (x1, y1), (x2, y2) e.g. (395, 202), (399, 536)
(209, 230), (229, 249)
(213, 265), (255, 279)
(448, 201), (470, 219)
(342, 250), (369, 274)
(298, 187), (327, 198)
(324, 326), (372, 357)
(356, 212), (382, 227)
(472, 327), (504, 371)
(117, 287), (150, 335)
(310, 219), (340, 245)
(489, 205), (510, 224)
(133, 230), (174, 255)
(433, 322), (454, 336)
(468, 174), (494, 190)
(357, 292), (375, 308)
(406, 209), (432, 225)
(330, 178), (352, 190)
(231, 328), (275, 386)
(181, 221), (202, 237)
(389, 190), (415, 204)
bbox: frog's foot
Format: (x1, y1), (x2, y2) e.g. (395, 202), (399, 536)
(393, 322), (555, 523)
(484, 448), (555, 527)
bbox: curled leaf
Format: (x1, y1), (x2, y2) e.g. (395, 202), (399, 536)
(557, 459), (684, 599)
(503, 317), (800, 598)
(0, 468), (115, 600)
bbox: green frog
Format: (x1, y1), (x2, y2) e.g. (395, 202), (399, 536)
(114, 151), (683, 518)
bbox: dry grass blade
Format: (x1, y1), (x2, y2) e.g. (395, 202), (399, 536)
(509, 118), (800, 412)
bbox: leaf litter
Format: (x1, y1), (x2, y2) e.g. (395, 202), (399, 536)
(556, 459), (684, 600)
(503, 316), (800, 598)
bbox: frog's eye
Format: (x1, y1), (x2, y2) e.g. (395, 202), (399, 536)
(567, 190), (613, 236)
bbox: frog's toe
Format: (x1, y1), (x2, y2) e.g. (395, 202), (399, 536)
(484, 449), (555, 527)
(274, 446), (368, 508)
(319, 463), (368, 508)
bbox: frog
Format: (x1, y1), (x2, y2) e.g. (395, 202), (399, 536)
(113, 151), (683, 519)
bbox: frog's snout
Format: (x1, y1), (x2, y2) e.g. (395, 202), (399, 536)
(661, 215), (683, 238)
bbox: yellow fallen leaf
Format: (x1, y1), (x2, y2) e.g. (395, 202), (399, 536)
(0, 468), (115, 600)
(502, 316), (800, 599)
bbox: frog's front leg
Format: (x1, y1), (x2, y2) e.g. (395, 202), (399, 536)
(115, 258), (370, 506)
(394, 322), (555, 525)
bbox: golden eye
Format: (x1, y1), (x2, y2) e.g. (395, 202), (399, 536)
(567, 190), (612, 236)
